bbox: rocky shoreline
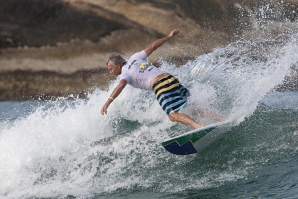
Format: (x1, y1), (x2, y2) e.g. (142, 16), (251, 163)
(0, 69), (112, 101)
(1, 0), (298, 101)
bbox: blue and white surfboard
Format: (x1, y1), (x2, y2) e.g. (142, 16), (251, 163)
(162, 121), (231, 155)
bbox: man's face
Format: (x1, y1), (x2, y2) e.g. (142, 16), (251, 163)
(107, 61), (121, 76)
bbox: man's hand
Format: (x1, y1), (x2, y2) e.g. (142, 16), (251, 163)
(168, 29), (180, 38)
(101, 103), (109, 115)
(100, 79), (127, 116)
(144, 28), (180, 56)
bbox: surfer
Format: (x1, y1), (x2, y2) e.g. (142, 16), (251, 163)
(101, 29), (224, 129)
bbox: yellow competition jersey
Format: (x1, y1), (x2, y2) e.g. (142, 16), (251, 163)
(119, 51), (164, 90)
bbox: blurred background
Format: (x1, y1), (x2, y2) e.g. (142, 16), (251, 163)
(1, 0), (298, 101)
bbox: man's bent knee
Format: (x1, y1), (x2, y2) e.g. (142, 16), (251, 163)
(168, 112), (178, 122)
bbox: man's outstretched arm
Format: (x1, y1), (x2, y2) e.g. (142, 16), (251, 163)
(101, 79), (127, 115)
(144, 29), (180, 57)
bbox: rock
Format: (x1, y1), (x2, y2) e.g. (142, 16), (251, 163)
(0, 0), (298, 101)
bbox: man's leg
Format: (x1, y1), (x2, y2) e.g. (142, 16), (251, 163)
(169, 112), (205, 129)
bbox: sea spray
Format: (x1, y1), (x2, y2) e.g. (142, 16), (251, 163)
(186, 31), (298, 123)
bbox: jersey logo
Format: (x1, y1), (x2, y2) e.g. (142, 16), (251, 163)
(139, 63), (154, 73)
(128, 60), (137, 69)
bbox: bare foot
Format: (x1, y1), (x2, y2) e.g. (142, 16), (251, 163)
(217, 117), (226, 122)
(194, 123), (205, 129)
(195, 108), (225, 122)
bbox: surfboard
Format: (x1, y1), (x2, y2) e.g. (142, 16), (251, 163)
(162, 121), (231, 155)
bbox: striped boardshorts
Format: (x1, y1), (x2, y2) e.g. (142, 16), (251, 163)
(152, 75), (190, 116)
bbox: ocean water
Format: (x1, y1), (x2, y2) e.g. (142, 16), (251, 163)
(0, 91), (298, 199)
(1, 3), (298, 199)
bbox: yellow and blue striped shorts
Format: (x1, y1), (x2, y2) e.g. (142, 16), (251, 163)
(152, 75), (190, 116)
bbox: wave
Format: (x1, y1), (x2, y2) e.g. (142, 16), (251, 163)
(1, 7), (298, 199)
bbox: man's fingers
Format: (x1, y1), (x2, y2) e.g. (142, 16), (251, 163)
(170, 29), (180, 37)
(101, 108), (106, 115)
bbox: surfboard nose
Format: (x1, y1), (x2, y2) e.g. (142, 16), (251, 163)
(162, 140), (197, 155)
